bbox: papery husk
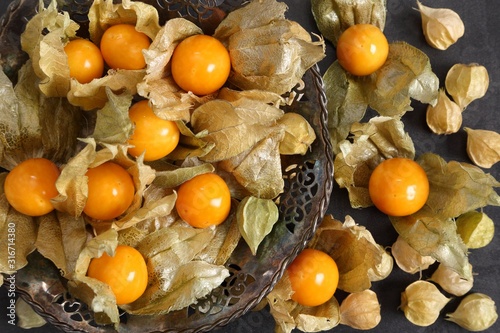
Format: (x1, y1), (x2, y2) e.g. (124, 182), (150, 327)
(219, 128), (285, 199)
(390, 206), (471, 280)
(308, 215), (382, 293)
(446, 293), (498, 331)
(391, 235), (435, 275)
(417, 153), (500, 219)
(334, 116), (415, 208)
(20, 0), (77, 97)
(426, 88), (462, 135)
(67, 229), (120, 327)
(34, 212), (88, 278)
(0, 61), (84, 171)
(15, 298), (47, 329)
(465, 127), (500, 169)
(400, 280), (451, 327)
(137, 18), (205, 122)
(191, 98), (283, 162)
(323, 61), (368, 154)
(455, 210), (495, 249)
(267, 273), (341, 333)
(311, 0), (387, 45)
(445, 63), (489, 110)
(363, 42), (439, 117)
(0, 178), (37, 274)
(166, 121), (215, 161)
(214, 0), (325, 95)
(417, 1), (464, 50)
(52, 138), (156, 229)
(340, 289), (381, 330)
(429, 263), (473, 297)
(88, 0), (161, 43)
(121, 224), (230, 315)
(277, 112), (316, 155)
(342, 216), (393, 281)
(236, 196), (279, 255)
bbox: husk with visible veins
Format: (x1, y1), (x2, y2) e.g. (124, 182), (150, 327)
(214, 0), (325, 95)
(20, 0), (163, 110)
(334, 116), (415, 208)
(0, 61), (83, 170)
(137, 18), (206, 122)
(311, 0), (387, 45)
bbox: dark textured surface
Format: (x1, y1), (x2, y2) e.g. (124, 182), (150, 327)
(1, 0), (500, 333)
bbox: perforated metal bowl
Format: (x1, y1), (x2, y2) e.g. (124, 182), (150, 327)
(0, 1), (334, 332)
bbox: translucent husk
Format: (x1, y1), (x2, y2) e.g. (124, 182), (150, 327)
(391, 235), (435, 275)
(429, 263), (473, 297)
(277, 112), (316, 155)
(417, 1), (464, 50)
(446, 293), (498, 331)
(445, 63), (489, 110)
(455, 210), (495, 249)
(426, 88), (462, 135)
(465, 127), (500, 169)
(400, 280), (451, 327)
(339, 290), (381, 330)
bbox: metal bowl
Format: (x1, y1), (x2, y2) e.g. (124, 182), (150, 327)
(0, 0), (334, 332)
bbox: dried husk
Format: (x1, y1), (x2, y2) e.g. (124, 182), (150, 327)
(20, 0), (161, 110)
(363, 42), (440, 117)
(417, 1), (465, 50)
(426, 89), (462, 135)
(213, 0), (325, 95)
(236, 196), (279, 255)
(400, 280), (451, 327)
(266, 273), (341, 333)
(308, 215), (383, 293)
(51, 138), (157, 230)
(455, 210), (495, 249)
(137, 18), (205, 122)
(15, 297), (47, 329)
(446, 293), (498, 331)
(0, 61), (83, 171)
(334, 116), (415, 208)
(0, 179), (37, 275)
(445, 63), (489, 110)
(67, 229), (120, 327)
(418, 153), (500, 219)
(311, 0), (387, 45)
(465, 127), (500, 169)
(88, 0), (161, 43)
(277, 112), (316, 155)
(323, 61), (368, 154)
(429, 263), (473, 297)
(20, 0), (77, 97)
(391, 235), (436, 275)
(34, 212), (88, 278)
(339, 289), (381, 330)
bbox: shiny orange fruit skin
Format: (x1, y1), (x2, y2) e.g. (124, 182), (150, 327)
(87, 245), (148, 305)
(171, 34), (231, 95)
(369, 157), (430, 216)
(287, 248), (339, 307)
(64, 39), (104, 84)
(127, 100), (180, 161)
(175, 173), (231, 228)
(336, 23), (389, 76)
(83, 162), (135, 221)
(4, 158), (60, 216)
(100, 24), (151, 70)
